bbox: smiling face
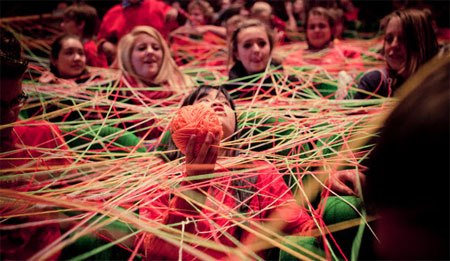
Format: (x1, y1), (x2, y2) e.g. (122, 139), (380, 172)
(131, 33), (163, 83)
(384, 16), (407, 75)
(306, 14), (332, 50)
(194, 88), (236, 140)
(52, 37), (86, 79)
(235, 26), (271, 74)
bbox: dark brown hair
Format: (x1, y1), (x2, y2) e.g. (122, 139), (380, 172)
(382, 9), (438, 78)
(63, 4), (99, 39)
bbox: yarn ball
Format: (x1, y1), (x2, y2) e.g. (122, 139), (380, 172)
(170, 103), (223, 156)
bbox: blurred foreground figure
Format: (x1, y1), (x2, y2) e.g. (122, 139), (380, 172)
(367, 53), (449, 259)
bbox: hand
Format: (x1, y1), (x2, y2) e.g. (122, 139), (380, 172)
(165, 7), (179, 23)
(39, 71), (57, 84)
(285, 1), (293, 15)
(185, 132), (220, 179)
(329, 169), (367, 196)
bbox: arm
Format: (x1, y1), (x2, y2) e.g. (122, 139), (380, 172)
(285, 1), (298, 32)
(327, 169), (367, 196)
(354, 69), (385, 99)
(145, 132), (220, 259)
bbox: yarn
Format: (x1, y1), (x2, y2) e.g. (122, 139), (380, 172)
(170, 103), (223, 156)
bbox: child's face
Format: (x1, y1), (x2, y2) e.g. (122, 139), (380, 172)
(53, 37), (86, 79)
(131, 33), (163, 82)
(235, 26), (271, 74)
(194, 89), (236, 140)
(306, 14), (332, 49)
(384, 16), (407, 74)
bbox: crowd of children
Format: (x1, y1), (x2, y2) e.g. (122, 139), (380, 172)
(1, 0), (449, 260)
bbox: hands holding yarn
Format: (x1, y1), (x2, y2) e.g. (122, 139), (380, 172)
(171, 103), (223, 178)
(185, 131), (221, 178)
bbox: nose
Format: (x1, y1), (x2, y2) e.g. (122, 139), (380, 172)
(391, 37), (399, 48)
(74, 53), (82, 60)
(146, 46), (155, 54)
(251, 43), (260, 52)
(210, 100), (224, 110)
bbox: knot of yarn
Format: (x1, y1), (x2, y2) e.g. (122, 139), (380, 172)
(170, 103), (223, 156)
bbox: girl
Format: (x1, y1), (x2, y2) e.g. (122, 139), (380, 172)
(144, 85), (312, 259)
(354, 9), (438, 99)
(39, 34), (90, 85)
(117, 26), (193, 138)
(305, 7), (335, 51)
(226, 19), (295, 99)
(61, 4), (108, 67)
(117, 25), (193, 100)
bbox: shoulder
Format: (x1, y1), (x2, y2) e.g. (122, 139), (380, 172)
(13, 121), (63, 145)
(358, 68), (386, 88)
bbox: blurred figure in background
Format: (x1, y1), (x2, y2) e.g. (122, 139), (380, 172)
(61, 4), (108, 67)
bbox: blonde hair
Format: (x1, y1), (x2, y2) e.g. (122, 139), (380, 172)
(118, 26), (192, 90)
(250, 1), (272, 17)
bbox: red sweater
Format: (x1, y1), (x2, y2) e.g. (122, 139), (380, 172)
(84, 40), (108, 68)
(143, 161), (312, 260)
(98, 0), (174, 41)
(0, 121), (71, 260)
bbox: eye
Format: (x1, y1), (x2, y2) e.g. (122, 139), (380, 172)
(384, 35), (393, 43)
(137, 44), (147, 51)
(219, 97), (231, 107)
(319, 23), (327, 29)
(197, 97), (210, 103)
(152, 44), (160, 51)
(243, 43), (252, 49)
(258, 40), (267, 47)
(64, 50), (75, 56)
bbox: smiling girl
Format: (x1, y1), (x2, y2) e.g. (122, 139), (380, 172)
(354, 9), (438, 99)
(144, 85), (312, 259)
(39, 34), (90, 85)
(118, 26), (193, 99)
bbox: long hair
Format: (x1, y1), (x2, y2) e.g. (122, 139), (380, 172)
(382, 9), (438, 79)
(117, 26), (192, 90)
(228, 19), (275, 70)
(164, 85), (239, 162)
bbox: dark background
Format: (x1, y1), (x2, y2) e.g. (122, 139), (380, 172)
(1, 0), (449, 29)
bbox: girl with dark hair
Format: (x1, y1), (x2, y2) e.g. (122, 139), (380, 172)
(226, 19), (299, 99)
(61, 4), (108, 67)
(144, 85), (312, 259)
(39, 34), (90, 85)
(354, 9), (438, 99)
(283, 7), (362, 74)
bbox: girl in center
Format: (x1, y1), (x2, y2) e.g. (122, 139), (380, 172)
(144, 85), (312, 259)
(226, 19), (296, 99)
(118, 25), (194, 102)
(117, 26), (194, 138)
